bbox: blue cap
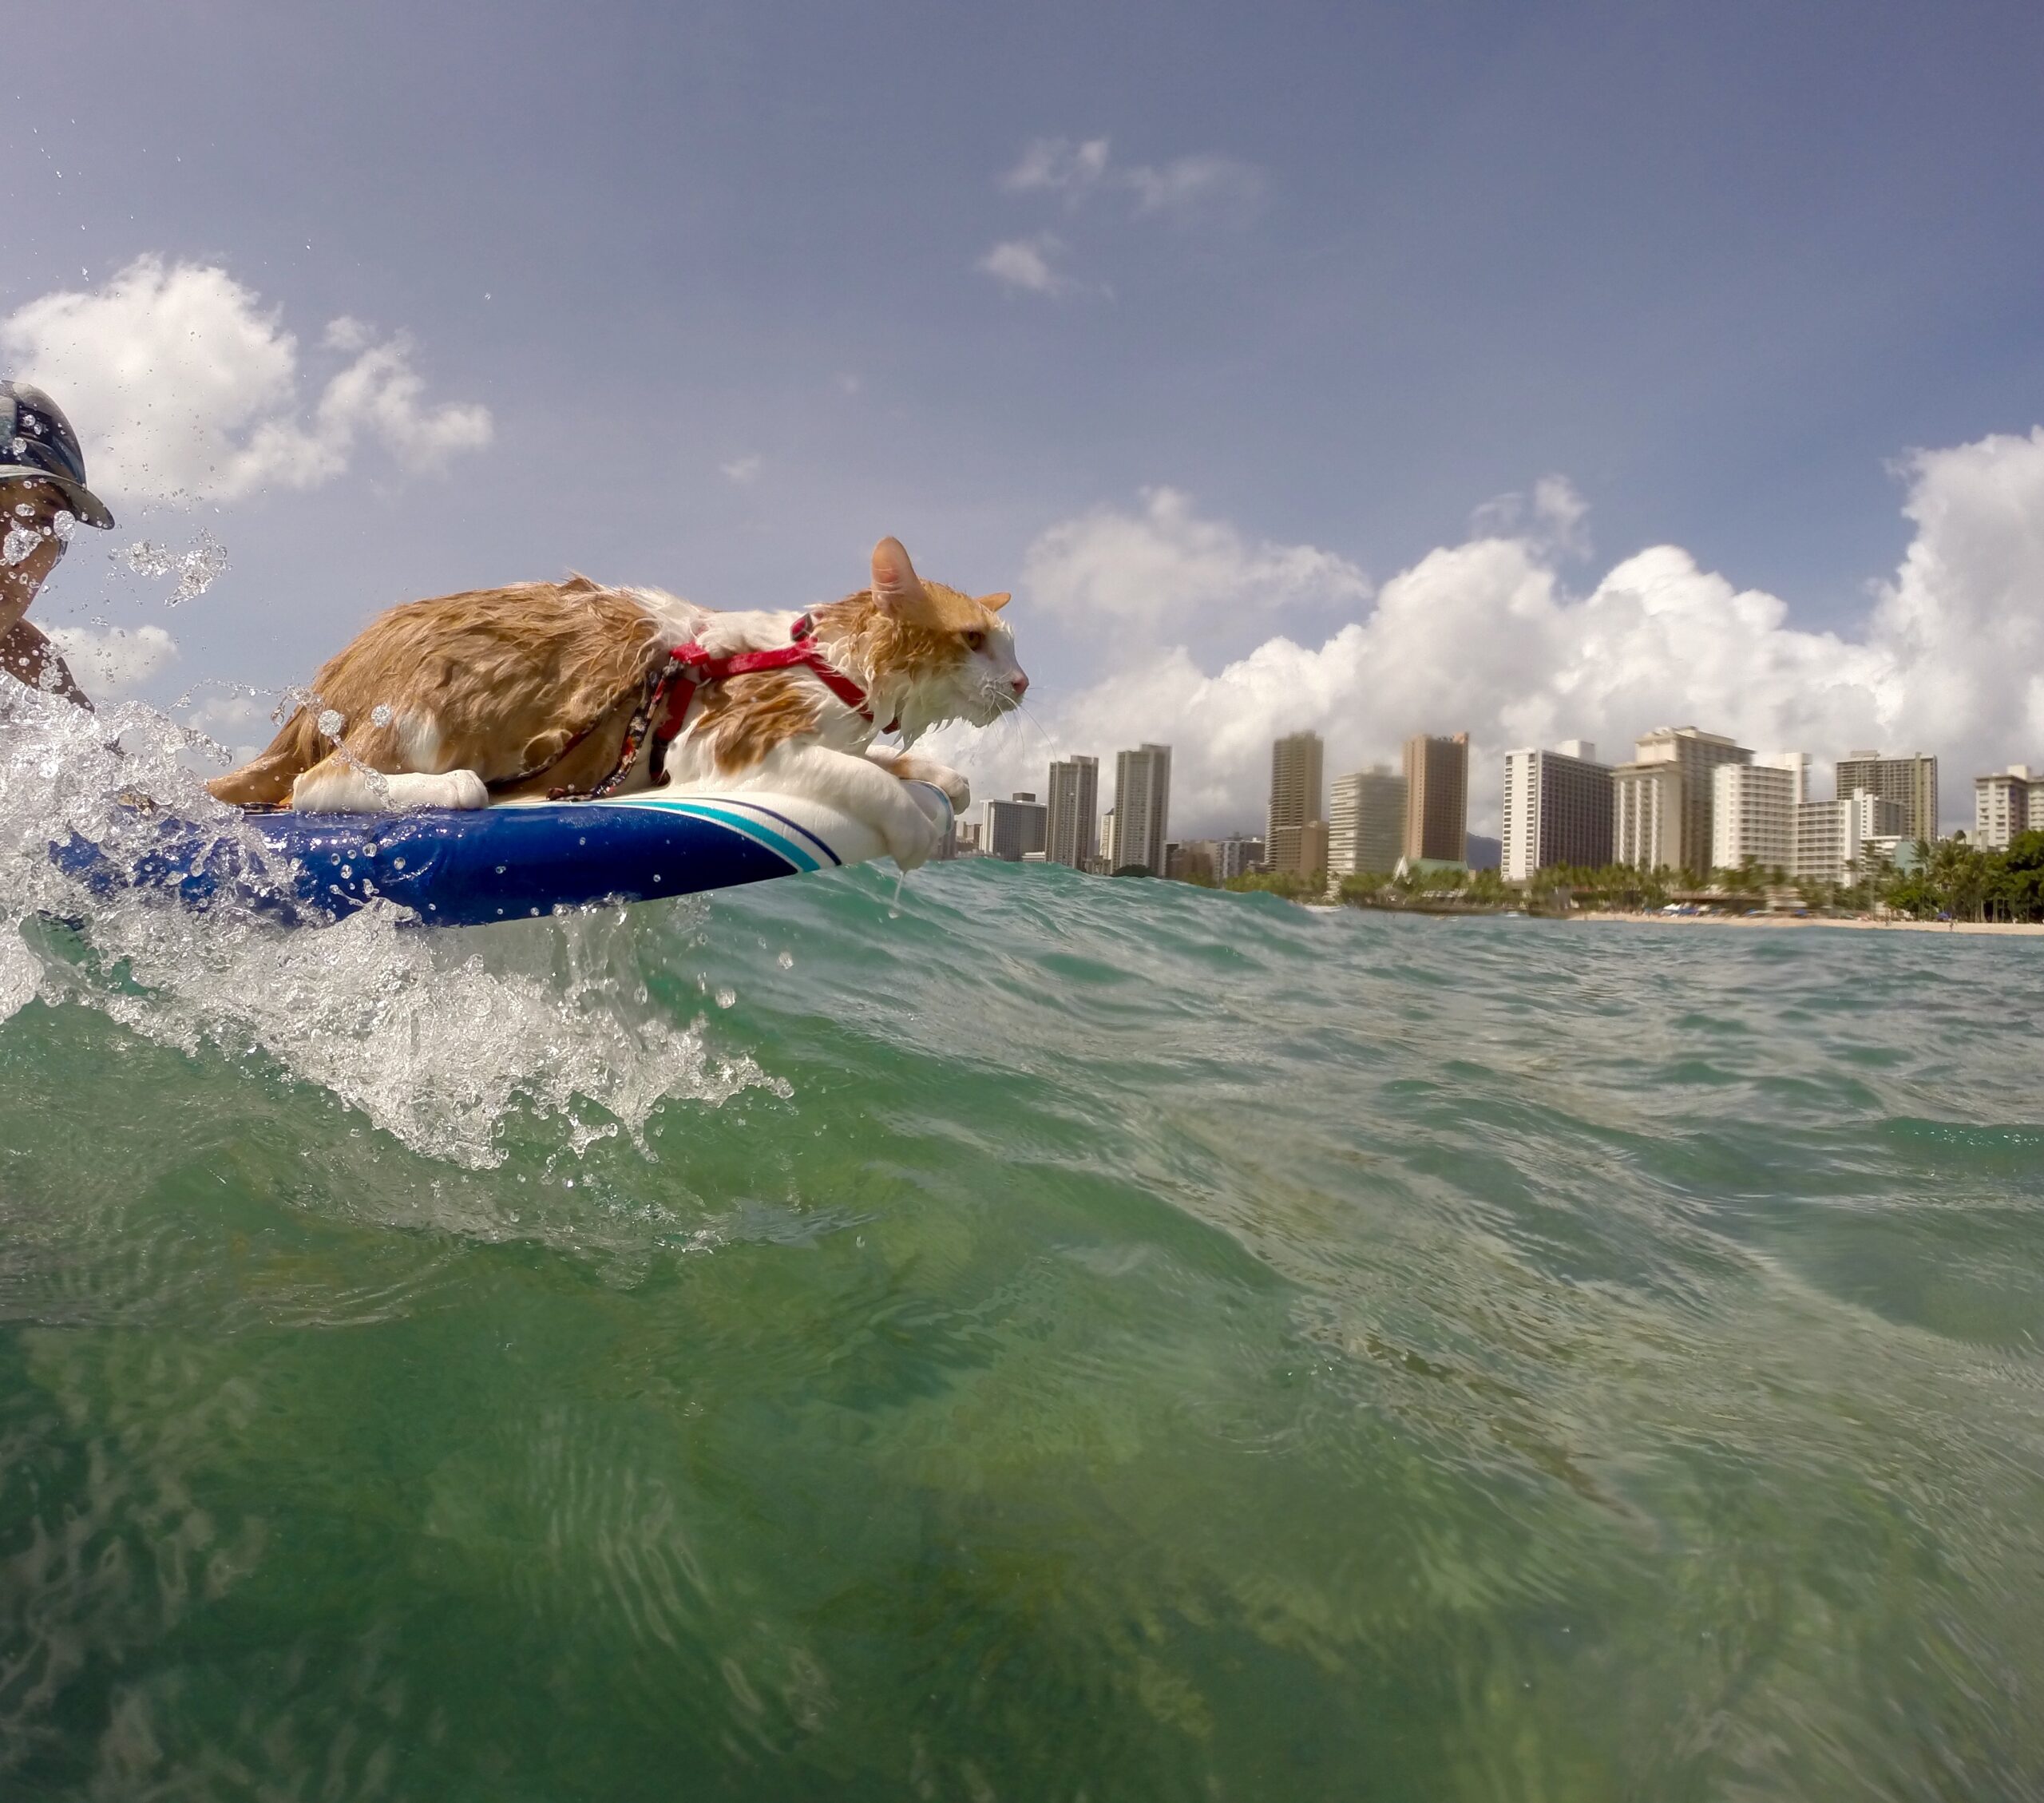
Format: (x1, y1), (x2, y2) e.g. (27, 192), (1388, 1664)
(1, 381), (114, 529)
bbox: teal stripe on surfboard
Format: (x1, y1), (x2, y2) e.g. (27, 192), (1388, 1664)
(605, 796), (824, 872)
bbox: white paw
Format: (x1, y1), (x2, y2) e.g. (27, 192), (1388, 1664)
(439, 769), (490, 810)
(893, 757), (969, 811)
(382, 769), (489, 810)
(884, 801), (944, 873)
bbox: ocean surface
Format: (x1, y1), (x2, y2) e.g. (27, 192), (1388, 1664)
(5, 720), (2044, 1798)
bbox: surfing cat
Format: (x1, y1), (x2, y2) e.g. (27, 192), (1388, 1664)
(205, 537), (1026, 870)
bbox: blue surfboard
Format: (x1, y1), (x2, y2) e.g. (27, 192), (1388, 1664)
(50, 783), (952, 929)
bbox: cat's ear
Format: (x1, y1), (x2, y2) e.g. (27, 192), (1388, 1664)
(870, 537), (929, 616)
(980, 592), (1011, 612)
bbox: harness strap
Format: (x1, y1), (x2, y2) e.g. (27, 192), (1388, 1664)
(652, 613), (895, 750)
(528, 615), (892, 801)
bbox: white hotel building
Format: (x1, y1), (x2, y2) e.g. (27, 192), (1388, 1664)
(1795, 791), (1907, 886)
(1710, 754), (1811, 873)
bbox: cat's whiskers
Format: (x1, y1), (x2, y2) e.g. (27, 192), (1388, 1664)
(985, 685), (1056, 758)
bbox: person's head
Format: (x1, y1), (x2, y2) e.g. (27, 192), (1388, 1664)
(1, 475), (81, 592)
(1, 382), (113, 591)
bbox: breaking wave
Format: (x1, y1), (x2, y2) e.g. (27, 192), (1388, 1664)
(0, 691), (779, 1168)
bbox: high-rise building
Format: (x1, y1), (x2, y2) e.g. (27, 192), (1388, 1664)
(1045, 756), (1099, 870)
(1293, 820), (1329, 879)
(1710, 754), (1808, 874)
(1211, 835), (1266, 882)
(1267, 732), (1325, 875)
(1402, 733), (1469, 863)
(1113, 744), (1172, 874)
(1612, 762), (1683, 871)
(1500, 740), (1613, 881)
(1098, 808), (1119, 872)
(1329, 767), (1406, 876)
(984, 791), (1049, 862)
(1612, 727), (1752, 875)
(1834, 751), (1938, 844)
(1796, 791), (1907, 886)
(1974, 764), (2040, 850)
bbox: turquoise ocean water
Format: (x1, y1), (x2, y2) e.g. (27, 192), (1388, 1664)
(4, 736), (2044, 1797)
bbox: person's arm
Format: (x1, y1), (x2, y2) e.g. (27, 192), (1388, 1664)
(0, 615), (92, 709)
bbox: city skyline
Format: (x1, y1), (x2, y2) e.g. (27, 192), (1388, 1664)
(976, 722), (2017, 884)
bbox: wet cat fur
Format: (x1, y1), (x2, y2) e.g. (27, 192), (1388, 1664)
(206, 537), (1027, 871)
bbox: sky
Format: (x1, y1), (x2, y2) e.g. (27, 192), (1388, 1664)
(5, 0), (2043, 834)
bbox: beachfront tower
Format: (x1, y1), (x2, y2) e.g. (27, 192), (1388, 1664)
(1329, 767), (1407, 876)
(1710, 754), (1808, 874)
(1113, 744), (1172, 875)
(1268, 732), (1325, 875)
(1500, 741), (1614, 881)
(984, 792), (1049, 862)
(1045, 756), (1099, 870)
(1834, 751), (1938, 844)
(1402, 733), (1469, 864)
(1612, 727), (1752, 876)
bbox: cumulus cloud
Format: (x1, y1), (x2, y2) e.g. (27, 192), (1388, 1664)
(929, 429), (2044, 838)
(46, 624), (179, 696)
(719, 454), (763, 484)
(0, 256), (492, 505)
(978, 235), (1073, 296)
(1022, 485), (1370, 634)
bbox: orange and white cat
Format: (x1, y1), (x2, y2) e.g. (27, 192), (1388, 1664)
(206, 537), (1026, 870)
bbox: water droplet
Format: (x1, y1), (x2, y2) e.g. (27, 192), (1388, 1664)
(777, 949), (794, 969)
(715, 987), (737, 1008)
(316, 708), (345, 739)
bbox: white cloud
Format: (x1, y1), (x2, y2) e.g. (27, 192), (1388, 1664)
(1470, 474), (1592, 559)
(0, 256), (492, 505)
(930, 429), (2044, 838)
(1000, 137), (1265, 224)
(719, 454), (763, 484)
(978, 235), (1073, 296)
(46, 624), (179, 695)
(184, 692), (270, 762)
(1021, 485), (1369, 636)
(1002, 137), (1112, 198)
(1120, 153), (1266, 224)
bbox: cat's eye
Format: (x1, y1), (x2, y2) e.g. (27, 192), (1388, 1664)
(963, 630), (985, 652)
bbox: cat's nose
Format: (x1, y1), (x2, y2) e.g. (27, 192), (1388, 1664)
(1011, 672), (1029, 697)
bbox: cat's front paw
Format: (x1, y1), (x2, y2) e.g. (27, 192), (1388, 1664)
(885, 753), (970, 812)
(883, 795), (945, 872)
(382, 770), (489, 810)
(921, 763), (970, 812)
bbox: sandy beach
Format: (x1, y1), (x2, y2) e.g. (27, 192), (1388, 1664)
(1571, 911), (2044, 937)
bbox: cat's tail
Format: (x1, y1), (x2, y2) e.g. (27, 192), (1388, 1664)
(204, 707), (325, 806)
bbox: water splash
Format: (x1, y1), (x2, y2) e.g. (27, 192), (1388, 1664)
(1, 691), (780, 1167)
(117, 529), (230, 604)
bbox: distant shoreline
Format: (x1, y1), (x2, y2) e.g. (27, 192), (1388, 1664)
(1567, 911), (2044, 937)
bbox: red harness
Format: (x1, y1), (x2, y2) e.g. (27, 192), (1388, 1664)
(651, 613), (893, 751)
(537, 615), (892, 801)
